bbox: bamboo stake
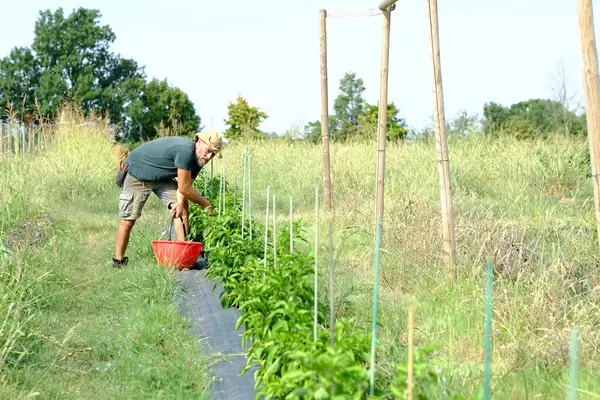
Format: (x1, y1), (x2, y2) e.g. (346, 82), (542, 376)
(369, 5), (392, 396)
(242, 148), (247, 237)
(264, 185), (270, 269)
(426, 0), (457, 284)
(314, 186), (319, 342)
(273, 193), (277, 269)
(290, 196), (293, 253)
(407, 303), (414, 400)
(577, 0), (600, 252)
(320, 11), (336, 341)
(319, 9), (333, 212)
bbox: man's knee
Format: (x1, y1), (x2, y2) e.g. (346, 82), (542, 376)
(119, 219), (136, 229)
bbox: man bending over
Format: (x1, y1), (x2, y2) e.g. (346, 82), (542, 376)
(113, 130), (222, 268)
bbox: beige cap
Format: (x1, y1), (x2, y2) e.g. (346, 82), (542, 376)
(195, 129), (223, 158)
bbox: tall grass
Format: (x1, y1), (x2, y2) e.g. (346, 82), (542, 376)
(2, 106), (597, 398)
(0, 106), (212, 398)
(214, 134), (599, 398)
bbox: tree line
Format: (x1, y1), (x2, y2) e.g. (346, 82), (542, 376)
(0, 7), (199, 142)
(0, 7), (588, 144)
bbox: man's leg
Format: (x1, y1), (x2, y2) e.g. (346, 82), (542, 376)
(114, 174), (151, 266)
(115, 219), (135, 260)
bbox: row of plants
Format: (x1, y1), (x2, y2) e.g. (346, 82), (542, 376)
(187, 173), (466, 399)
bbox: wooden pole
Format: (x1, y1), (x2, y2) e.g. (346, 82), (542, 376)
(319, 9), (333, 212)
(319, 8), (336, 348)
(577, 0), (600, 252)
(426, 0), (457, 284)
(369, 5), (392, 396)
(378, 0), (398, 10)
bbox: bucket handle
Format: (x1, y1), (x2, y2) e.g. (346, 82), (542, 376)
(167, 203), (187, 240)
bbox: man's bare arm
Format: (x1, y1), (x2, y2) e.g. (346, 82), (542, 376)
(177, 168), (212, 209)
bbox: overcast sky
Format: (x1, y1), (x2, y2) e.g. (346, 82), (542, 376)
(0, 0), (594, 134)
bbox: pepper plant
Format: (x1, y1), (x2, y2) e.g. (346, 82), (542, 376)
(187, 171), (465, 399)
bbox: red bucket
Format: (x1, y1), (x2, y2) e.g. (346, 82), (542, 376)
(151, 239), (203, 270)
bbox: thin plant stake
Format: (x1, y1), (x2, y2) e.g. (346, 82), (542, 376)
(273, 193), (277, 269)
(328, 220), (335, 347)
(223, 155), (226, 214)
(234, 175), (238, 210)
(242, 147), (247, 238)
(264, 185), (270, 269)
(249, 152), (253, 241)
(483, 259), (493, 400)
(407, 303), (414, 400)
(314, 186), (319, 342)
(568, 328), (579, 400)
(218, 159), (223, 217)
(204, 169), (207, 198)
(290, 196), (293, 253)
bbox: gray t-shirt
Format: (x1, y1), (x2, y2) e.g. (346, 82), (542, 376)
(126, 136), (201, 181)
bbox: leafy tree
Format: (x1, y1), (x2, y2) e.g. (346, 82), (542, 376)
(302, 118), (339, 143)
(332, 72), (365, 140)
(358, 102), (408, 141)
(482, 98), (586, 138)
(224, 94), (268, 140)
(124, 78), (201, 141)
(0, 47), (40, 119)
(302, 120), (322, 143)
(448, 110), (480, 137)
(0, 7), (201, 141)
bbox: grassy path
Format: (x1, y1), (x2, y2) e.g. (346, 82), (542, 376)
(0, 120), (213, 398)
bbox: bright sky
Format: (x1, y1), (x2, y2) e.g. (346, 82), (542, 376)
(0, 0), (594, 134)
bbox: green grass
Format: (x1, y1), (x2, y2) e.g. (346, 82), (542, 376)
(2, 108), (599, 398)
(0, 111), (213, 398)
(214, 134), (600, 399)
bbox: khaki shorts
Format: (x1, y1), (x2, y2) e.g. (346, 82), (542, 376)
(118, 173), (178, 220)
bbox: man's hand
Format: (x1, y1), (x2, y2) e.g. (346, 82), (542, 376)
(169, 202), (187, 219)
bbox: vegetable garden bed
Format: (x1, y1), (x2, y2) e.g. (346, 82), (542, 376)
(187, 170), (452, 399)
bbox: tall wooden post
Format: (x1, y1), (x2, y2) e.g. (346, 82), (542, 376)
(319, 8), (336, 347)
(577, 0), (600, 252)
(426, 0), (457, 284)
(369, 4), (393, 396)
(319, 9), (333, 211)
